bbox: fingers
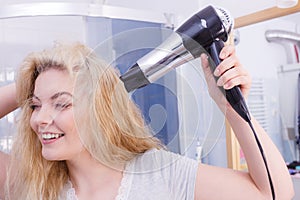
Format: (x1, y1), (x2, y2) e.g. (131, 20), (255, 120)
(213, 45), (251, 97)
(201, 45), (252, 99)
(216, 66), (250, 89)
(219, 45), (235, 60)
(214, 47), (239, 77)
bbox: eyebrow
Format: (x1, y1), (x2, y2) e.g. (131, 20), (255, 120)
(50, 92), (73, 100)
(32, 92), (73, 101)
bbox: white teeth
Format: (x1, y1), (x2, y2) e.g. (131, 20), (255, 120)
(42, 133), (63, 140)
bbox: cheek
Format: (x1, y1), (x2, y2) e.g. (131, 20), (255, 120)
(29, 113), (38, 133)
(56, 111), (77, 133)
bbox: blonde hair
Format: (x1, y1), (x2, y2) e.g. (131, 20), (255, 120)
(6, 42), (162, 199)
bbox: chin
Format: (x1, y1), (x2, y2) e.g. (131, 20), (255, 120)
(42, 149), (65, 161)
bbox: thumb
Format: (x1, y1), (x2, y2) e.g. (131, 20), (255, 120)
(200, 53), (226, 106)
(200, 53), (215, 87)
(200, 53), (209, 69)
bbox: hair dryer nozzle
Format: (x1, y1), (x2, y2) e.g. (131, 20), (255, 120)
(119, 63), (150, 92)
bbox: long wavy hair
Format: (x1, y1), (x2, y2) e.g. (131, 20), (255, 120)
(5, 42), (162, 199)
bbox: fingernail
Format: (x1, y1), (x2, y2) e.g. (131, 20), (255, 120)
(220, 51), (226, 58)
(201, 53), (208, 59)
(214, 69), (220, 76)
(217, 79), (222, 86)
(224, 83), (230, 89)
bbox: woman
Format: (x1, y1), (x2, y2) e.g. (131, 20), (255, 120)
(0, 42), (294, 199)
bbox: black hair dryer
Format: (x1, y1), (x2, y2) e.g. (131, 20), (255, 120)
(120, 5), (251, 122)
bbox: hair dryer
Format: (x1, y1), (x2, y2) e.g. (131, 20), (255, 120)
(120, 5), (250, 122)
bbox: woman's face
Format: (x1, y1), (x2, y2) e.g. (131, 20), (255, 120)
(30, 68), (85, 161)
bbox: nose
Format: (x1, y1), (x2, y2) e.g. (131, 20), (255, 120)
(32, 105), (54, 126)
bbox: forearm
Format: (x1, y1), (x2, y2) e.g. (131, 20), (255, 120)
(0, 83), (16, 197)
(0, 83), (18, 118)
(226, 107), (294, 199)
(0, 150), (9, 198)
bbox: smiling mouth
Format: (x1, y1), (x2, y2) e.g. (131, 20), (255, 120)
(42, 133), (65, 140)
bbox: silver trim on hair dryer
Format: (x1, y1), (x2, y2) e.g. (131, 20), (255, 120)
(137, 32), (194, 83)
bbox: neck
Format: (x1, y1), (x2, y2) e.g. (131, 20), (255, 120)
(66, 151), (125, 197)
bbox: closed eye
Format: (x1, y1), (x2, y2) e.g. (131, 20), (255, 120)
(30, 104), (41, 110)
(29, 95), (41, 111)
(54, 103), (72, 110)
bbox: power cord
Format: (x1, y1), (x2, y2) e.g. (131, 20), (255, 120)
(208, 39), (275, 200)
(248, 120), (275, 200)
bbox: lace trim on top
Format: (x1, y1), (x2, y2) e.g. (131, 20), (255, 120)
(65, 181), (78, 200)
(115, 169), (130, 200)
(64, 160), (133, 200)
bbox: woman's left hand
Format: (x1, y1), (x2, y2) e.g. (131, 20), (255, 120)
(201, 45), (251, 109)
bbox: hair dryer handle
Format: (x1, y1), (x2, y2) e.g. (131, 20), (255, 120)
(208, 40), (251, 122)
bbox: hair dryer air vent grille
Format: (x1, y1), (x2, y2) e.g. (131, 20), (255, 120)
(215, 7), (233, 34)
